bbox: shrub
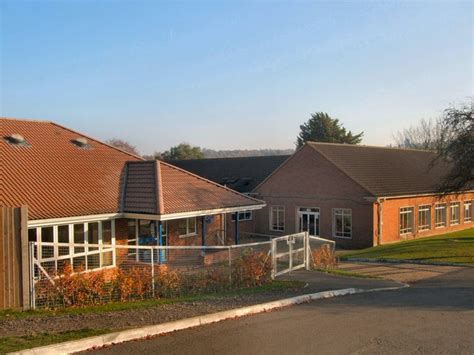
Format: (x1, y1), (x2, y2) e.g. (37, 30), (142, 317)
(231, 250), (272, 287)
(311, 244), (337, 270)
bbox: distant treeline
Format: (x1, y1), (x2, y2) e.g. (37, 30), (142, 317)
(201, 148), (294, 158)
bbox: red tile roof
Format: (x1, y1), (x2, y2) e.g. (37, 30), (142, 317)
(1, 118), (264, 220)
(1, 117), (142, 220)
(122, 160), (265, 215)
(307, 142), (458, 197)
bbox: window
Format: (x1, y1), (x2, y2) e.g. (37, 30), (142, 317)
(270, 206), (285, 231)
(231, 210), (253, 221)
(29, 220), (115, 275)
(435, 204), (446, 228)
(418, 205), (431, 231)
(464, 201), (472, 223)
(450, 202), (460, 225)
(399, 207), (414, 235)
(178, 218), (197, 237)
(333, 208), (352, 238)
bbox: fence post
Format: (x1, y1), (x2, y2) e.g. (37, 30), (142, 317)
(305, 232), (310, 270)
(150, 246), (155, 298)
(28, 242), (36, 310)
(20, 206), (31, 310)
(271, 239), (276, 279)
(228, 247), (232, 286)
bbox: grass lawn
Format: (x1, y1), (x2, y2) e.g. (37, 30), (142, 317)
(0, 280), (304, 353)
(341, 228), (474, 265)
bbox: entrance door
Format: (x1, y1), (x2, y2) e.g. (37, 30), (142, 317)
(297, 207), (320, 236)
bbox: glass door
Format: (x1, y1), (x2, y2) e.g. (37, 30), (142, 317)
(297, 207), (320, 236)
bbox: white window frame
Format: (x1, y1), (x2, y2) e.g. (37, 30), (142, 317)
(178, 217), (197, 238)
(231, 210), (253, 222)
(435, 204), (447, 228)
(269, 206), (285, 232)
(417, 205), (431, 232)
(29, 219), (116, 275)
(450, 202), (460, 225)
(332, 208), (352, 239)
(399, 206), (414, 235)
(464, 201), (472, 223)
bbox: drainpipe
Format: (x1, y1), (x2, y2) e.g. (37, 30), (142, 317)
(376, 198), (384, 246)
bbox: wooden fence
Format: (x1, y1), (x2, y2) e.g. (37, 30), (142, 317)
(0, 206), (30, 310)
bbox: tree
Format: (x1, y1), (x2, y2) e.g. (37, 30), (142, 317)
(435, 100), (473, 193)
(106, 138), (140, 155)
(296, 112), (363, 148)
(161, 143), (204, 161)
(393, 118), (444, 150)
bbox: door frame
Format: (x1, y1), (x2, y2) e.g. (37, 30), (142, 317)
(295, 207), (320, 236)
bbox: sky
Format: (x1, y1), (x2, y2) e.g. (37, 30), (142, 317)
(1, 0), (472, 154)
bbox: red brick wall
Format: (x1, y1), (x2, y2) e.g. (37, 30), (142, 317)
(166, 214), (223, 247)
(254, 145), (375, 249)
(114, 218), (130, 260)
(375, 192), (474, 245)
(115, 216), (224, 247)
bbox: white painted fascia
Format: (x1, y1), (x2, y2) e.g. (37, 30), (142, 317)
(125, 204), (266, 221)
(28, 213), (121, 228)
(28, 204), (266, 227)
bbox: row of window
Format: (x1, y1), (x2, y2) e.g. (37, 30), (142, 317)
(231, 210), (253, 221)
(28, 220), (115, 273)
(269, 206), (353, 239)
(400, 201), (472, 235)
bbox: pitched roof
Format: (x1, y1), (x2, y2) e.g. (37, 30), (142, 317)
(306, 142), (457, 197)
(1, 118), (264, 220)
(172, 155), (291, 192)
(122, 160), (265, 215)
(1, 117), (141, 220)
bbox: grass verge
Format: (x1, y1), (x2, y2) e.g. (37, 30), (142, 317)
(0, 280), (304, 353)
(341, 228), (474, 265)
(0, 328), (112, 354)
(0, 280), (304, 320)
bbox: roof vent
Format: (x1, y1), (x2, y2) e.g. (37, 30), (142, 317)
(4, 134), (30, 147)
(71, 137), (91, 149)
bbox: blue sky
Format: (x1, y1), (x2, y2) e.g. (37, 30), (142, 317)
(1, 1), (472, 154)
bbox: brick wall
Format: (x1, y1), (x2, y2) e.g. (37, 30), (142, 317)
(376, 192), (474, 245)
(254, 145), (375, 249)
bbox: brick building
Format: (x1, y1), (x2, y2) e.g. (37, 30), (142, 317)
(1, 118), (264, 272)
(174, 155), (289, 240)
(252, 142), (473, 248)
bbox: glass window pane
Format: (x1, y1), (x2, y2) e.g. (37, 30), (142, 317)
(88, 222), (99, 251)
(74, 224), (85, 253)
(188, 218), (196, 233)
(41, 227), (54, 258)
(102, 221), (112, 245)
(58, 225), (70, 256)
(178, 219), (187, 235)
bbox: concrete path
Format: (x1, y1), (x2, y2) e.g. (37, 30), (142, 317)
(85, 267), (474, 354)
(338, 261), (464, 283)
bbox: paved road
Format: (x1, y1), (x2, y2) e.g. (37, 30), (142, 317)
(89, 267), (474, 355)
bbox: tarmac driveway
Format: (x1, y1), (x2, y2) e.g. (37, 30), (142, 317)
(86, 266), (474, 354)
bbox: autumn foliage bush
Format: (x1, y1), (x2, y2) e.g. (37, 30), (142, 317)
(311, 244), (337, 270)
(35, 250), (273, 309)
